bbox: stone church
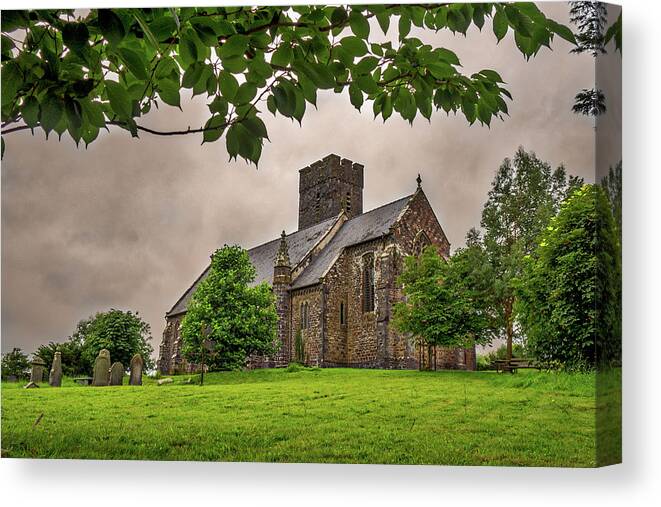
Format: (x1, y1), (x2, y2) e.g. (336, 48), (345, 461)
(157, 154), (476, 373)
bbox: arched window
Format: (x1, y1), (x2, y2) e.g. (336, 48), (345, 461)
(300, 302), (309, 330)
(413, 231), (431, 256)
(345, 192), (352, 213)
(362, 253), (375, 313)
(339, 301), (346, 326)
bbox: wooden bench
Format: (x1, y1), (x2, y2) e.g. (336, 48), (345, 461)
(493, 358), (540, 373)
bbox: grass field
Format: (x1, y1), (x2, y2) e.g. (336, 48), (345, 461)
(1, 367), (620, 466)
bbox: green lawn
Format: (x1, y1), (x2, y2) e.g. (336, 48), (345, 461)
(1, 367), (620, 466)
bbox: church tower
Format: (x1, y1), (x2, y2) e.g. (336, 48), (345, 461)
(298, 154), (364, 230)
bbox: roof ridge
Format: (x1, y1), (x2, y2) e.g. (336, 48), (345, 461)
(245, 216), (337, 253)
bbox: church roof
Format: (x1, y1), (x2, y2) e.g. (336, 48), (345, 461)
(166, 193), (414, 316)
(166, 216), (338, 317)
(291, 193), (413, 289)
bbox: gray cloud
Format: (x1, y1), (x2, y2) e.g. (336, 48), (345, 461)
(1, 3), (620, 356)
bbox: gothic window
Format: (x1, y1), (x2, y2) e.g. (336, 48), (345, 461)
(340, 301), (346, 326)
(345, 192), (352, 213)
(413, 231), (431, 256)
(300, 302), (310, 330)
(362, 253), (375, 313)
(315, 192), (321, 216)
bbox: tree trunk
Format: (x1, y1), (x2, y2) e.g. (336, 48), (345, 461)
(505, 298), (514, 362)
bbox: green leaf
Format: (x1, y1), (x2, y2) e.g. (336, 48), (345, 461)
(218, 71), (239, 101)
(39, 94), (64, 135)
(330, 7), (349, 26)
(98, 9), (125, 47)
(480, 69), (504, 83)
(21, 96), (40, 128)
(208, 96), (228, 116)
(65, 98), (83, 132)
(375, 12), (390, 35)
(436, 48), (460, 66)
(382, 94), (393, 121)
(547, 20), (577, 45)
(399, 15), (411, 40)
(149, 15), (177, 42)
(105, 80), (132, 119)
(158, 79), (181, 108)
(349, 11), (370, 39)
(273, 84), (296, 117)
(179, 31), (199, 67)
(427, 62), (455, 80)
(182, 62), (204, 88)
(62, 22), (89, 53)
(202, 114), (226, 144)
(355, 75), (379, 95)
(222, 56), (247, 74)
(234, 82), (257, 105)
(271, 44), (293, 68)
(354, 56), (379, 76)
(348, 82), (363, 110)
(493, 9), (508, 42)
(242, 116), (268, 140)
(118, 47), (149, 80)
(80, 99), (107, 127)
(219, 35), (248, 59)
(340, 36), (368, 57)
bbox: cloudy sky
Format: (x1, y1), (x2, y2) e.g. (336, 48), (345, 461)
(1, 2), (621, 356)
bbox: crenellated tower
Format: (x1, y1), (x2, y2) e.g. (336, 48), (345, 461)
(298, 154), (364, 230)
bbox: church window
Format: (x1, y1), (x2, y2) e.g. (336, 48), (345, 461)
(300, 302), (310, 330)
(340, 301), (346, 326)
(413, 231), (431, 256)
(362, 253), (375, 313)
(345, 192), (352, 213)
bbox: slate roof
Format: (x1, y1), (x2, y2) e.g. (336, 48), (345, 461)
(166, 193), (414, 316)
(166, 216), (338, 316)
(291, 194), (413, 289)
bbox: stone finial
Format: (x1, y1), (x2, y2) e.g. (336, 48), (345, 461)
(274, 230), (291, 268)
(416, 173), (422, 189)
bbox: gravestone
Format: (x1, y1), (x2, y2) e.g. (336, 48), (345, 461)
(157, 378), (173, 385)
(30, 357), (46, 384)
(129, 354), (143, 386)
(108, 362), (124, 386)
(92, 349), (111, 386)
(23, 381), (39, 389)
(49, 351), (63, 387)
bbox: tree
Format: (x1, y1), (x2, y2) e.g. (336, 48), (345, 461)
(472, 148), (582, 361)
(180, 245), (278, 371)
(393, 246), (490, 370)
(1, 347), (30, 380)
(1, 5), (577, 163)
(35, 338), (87, 377)
(601, 160), (622, 239)
(78, 309), (154, 371)
(568, 1), (622, 117)
(517, 184), (621, 369)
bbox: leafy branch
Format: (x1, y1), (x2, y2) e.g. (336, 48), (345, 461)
(1, 4), (576, 164)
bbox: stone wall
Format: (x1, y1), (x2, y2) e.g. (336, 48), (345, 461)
(290, 287), (323, 366)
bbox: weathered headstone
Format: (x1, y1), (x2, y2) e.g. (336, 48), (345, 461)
(157, 378), (173, 385)
(49, 351), (63, 387)
(30, 357), (46, 384)
(129, 354), (143, 386)
(92, 349), (111, 386)
(108, 362), (124, 386)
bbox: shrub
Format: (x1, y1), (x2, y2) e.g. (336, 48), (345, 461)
(1, 348), (30, 380)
